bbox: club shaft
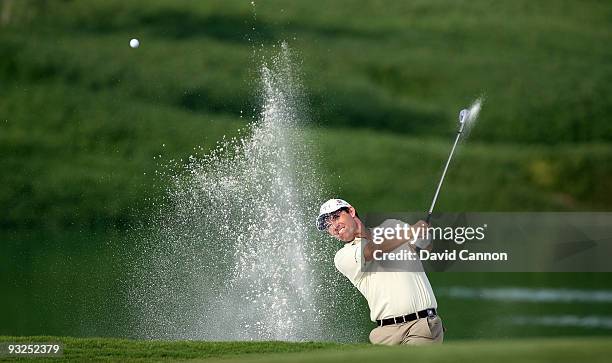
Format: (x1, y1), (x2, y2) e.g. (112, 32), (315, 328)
(427, 129), (463, 223)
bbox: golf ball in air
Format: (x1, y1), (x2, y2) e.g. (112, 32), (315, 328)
(129, 38), (140, 48)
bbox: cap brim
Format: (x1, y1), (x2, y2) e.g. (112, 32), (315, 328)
(316, 214), (330, 231)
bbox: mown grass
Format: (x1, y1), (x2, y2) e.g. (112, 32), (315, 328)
(0, 336), (353, 362)
(0, 336), (610, 362)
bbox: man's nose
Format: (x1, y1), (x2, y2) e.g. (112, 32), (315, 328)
(328, 223), (339, 235)
(334, 224), (342, 234)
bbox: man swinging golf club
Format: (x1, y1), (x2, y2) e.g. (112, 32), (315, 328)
(315, 107), (480, 344)
(317, 198), (444, 345)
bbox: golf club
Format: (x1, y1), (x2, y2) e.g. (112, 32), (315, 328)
(425, 108), (471, 224)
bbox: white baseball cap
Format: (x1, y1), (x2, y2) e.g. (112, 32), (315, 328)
(316, 198), (352, 231)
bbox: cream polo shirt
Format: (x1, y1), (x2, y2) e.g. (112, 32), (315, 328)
(333, 219), (437, 322)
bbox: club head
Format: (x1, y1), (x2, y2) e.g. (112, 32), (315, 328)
(459, 109), (470, 124)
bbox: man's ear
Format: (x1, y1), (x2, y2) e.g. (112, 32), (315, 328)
(348, 206), (356, 217)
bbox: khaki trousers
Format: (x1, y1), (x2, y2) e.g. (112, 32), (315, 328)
(369, 315), (444, 345)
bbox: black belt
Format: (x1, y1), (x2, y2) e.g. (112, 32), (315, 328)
(376, 308), (437, 327)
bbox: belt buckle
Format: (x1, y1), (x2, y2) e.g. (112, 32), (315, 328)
(427, 309), (434, 317)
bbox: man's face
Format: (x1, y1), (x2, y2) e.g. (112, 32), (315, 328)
(326, 208), (357, 242)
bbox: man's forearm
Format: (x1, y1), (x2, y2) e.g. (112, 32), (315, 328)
(363, 220), (434, 261)
(364, 237), (412, 262)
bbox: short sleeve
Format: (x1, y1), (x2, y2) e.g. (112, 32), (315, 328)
(334, 243), (365, 285)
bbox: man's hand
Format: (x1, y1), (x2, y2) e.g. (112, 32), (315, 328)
(364, 220), (424, 262)
(411, 220), (430, 240)
(363, 219), (434, 262)
(412, 220), (433, 251)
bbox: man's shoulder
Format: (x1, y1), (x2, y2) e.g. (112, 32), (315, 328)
(377, 218), (409, 229)
(334, 240), (365, 282)
(334, 241), (359, 264)
(334, 241), (356, 256)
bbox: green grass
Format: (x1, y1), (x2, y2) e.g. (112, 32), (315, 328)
(3, 118), (612, 230)
(0, 336), (611, 362)
(1, 0), (611, 347)
(1, 0), (611, 230)
(3, 0), (610, 143)
(0, 336), (350, 361)
(315, 128), (612, 213)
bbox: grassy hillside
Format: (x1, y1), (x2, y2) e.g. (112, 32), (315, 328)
(3, 0), (610, 141)
(2, 0), (611, 345)
(0, 336), (611, 362)
(1, 0), (611, 231)
(3, 121), (611, 230)
(316, 129), (612, 212)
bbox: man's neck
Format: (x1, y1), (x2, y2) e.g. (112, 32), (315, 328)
(354, 219), (372, 241)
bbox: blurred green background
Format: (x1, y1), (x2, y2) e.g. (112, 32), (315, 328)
(1, 0), (611, 341)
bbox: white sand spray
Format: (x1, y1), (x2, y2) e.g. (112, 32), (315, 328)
(125, 43), (353, 341)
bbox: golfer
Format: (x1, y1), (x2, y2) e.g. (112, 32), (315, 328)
(317, 198), (444, 345)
